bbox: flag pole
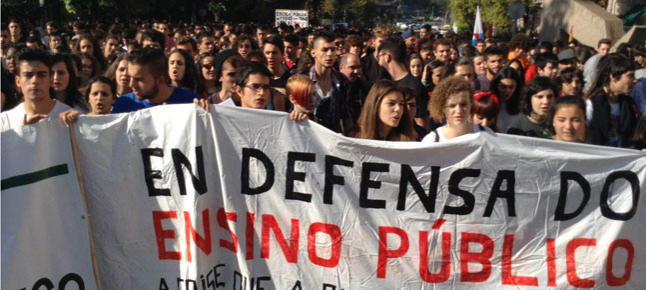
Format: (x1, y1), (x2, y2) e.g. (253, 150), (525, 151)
(472, 6), (484, 46)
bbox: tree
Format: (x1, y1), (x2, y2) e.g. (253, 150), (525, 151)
(449, 0), (534, 34)
(207, 0), (227, 21)
(321, 0), (382, 25)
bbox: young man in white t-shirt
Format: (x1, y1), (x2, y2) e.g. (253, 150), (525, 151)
(1, 48), (71, 131)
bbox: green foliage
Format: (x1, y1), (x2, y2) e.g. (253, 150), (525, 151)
(98, 0), (115, 7)
(401, 0), (448, 18)
(207, 0), (228, 21)
(319, 0), (383, 25)
(449, 0), (533, 34)
(63, 0), (79, 14)
(6, 0), (395, 25)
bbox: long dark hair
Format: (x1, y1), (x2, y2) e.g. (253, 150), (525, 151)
(73, 34), (107, 72)
(197, 53), (216, 95)
(585, 53), (634, 98)
(103, 53), (127, 82)
(491, 67), (524, 115)
(80, 52), (102, 78)
(51, 53), (89, 111)
(1, 65), (19, 111)
(168, 48), (202, 93)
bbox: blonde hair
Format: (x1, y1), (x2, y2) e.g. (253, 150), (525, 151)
(372, 25), (393, 39)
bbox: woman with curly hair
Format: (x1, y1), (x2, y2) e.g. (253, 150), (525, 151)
(168, 48), (202, 93)
(232, 34), (258, 61)
(73, 34), (106, 72)
(423, 76), (492, 142)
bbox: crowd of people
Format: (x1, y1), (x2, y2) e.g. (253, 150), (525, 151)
(1, 18), (645, 150)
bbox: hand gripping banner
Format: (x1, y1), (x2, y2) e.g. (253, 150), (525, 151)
(3, 104), (645, 289)
(1, 121), (99, 290)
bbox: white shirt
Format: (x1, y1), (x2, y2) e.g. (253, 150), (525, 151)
(1, 100), (72, 131)
(218, 98), (236, 107)
(422, 124), (493, 143)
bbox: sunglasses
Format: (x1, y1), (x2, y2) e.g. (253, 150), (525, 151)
(202, 63), (215, 70)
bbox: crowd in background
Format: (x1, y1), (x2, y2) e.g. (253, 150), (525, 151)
(1, 18), (645, 150)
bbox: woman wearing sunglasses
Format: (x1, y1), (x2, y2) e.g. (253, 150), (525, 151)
(197, 53), (218, 101)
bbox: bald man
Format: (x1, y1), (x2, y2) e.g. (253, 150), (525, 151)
(340, 53), (371, 117)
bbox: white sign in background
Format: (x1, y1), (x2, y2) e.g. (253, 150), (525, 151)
(275, 9), (309, 28)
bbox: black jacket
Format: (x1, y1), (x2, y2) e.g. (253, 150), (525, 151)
(588, 92), (639, 147)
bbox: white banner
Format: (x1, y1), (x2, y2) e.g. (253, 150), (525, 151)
(275, 9), (309, 28)
(3, 104), (646, 289)
(1, 121), (98, 290)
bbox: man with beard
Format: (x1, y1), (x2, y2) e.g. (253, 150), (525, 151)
(362, 26), (391, 83)
(112, 47), (200, 113)
(339, 53), (371, 117)
(401, 31), (417, 55)
(378, 37), (429, 129)
(308, 31), (354, 134)
(474, 46), (506, 92)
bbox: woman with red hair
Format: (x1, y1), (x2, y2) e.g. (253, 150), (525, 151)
(472, 91), (500, 132)
(286, 74), (316, 122)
